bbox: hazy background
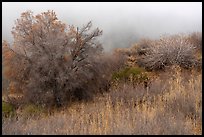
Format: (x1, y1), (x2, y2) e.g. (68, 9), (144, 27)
(2, 2), (202, 51)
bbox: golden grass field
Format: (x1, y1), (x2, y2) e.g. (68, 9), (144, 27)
(2, 67), (202, 135)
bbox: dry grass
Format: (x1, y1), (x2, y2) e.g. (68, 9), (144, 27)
(2, 67), (202, 135)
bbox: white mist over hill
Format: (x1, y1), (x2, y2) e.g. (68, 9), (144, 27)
(2, 2), (202, 51)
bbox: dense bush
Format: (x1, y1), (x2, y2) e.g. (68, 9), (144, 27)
(136, 34), (201, 70)
(133, 38), (152, 56)
(188, 32), (202, 52)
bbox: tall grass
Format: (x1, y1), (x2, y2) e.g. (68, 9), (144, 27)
(2, 67), (202, 135)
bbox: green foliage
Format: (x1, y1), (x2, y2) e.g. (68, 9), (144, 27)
(112, 66), (149, 83)
(2, 101), (14, 118)
(22, 104), (44, 117)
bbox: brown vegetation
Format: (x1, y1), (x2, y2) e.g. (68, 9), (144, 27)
(2, 10), (202, 135)
(133, 34), (202, 70)
(2, 67), (202, 135)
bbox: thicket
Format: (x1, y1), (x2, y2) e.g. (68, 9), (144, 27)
(134, 33), (202, 71)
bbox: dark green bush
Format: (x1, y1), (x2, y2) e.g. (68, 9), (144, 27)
(112, 66), (149, 83)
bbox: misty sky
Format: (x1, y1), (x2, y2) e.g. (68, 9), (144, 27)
(2, 2), (202, 51)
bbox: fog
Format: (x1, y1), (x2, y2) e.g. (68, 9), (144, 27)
(2, 2), (202, 51)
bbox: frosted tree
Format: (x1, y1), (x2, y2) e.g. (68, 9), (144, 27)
(3, 10), (108, 107)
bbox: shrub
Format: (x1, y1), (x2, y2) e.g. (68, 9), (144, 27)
(188, 32), (202, 52)
(20, 104), (45, 118)
(112, 66), (149, 84)
(136, 34), (199, 70)
(134, 38), (152, 56)
(2, 101), (15, 118)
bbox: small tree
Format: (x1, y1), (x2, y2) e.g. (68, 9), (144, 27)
(3, 10), (105, 107)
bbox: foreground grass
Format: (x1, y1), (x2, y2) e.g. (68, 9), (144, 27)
(2, 68), (202, 135)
